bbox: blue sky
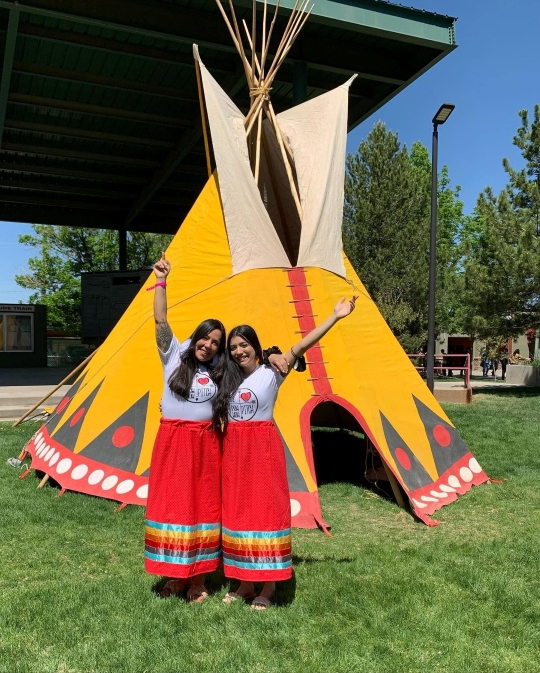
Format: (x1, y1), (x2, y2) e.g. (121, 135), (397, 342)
(1, 0), (539, 304)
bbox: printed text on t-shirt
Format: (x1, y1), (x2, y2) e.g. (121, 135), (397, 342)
(229, 388), (259, 420)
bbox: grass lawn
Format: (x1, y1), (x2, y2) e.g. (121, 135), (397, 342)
(1, 389), (539, 673)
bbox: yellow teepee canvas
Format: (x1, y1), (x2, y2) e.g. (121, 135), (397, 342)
(23, 171), (487, 527)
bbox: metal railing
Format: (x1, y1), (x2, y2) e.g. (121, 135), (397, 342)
(408, 352), (471, 390)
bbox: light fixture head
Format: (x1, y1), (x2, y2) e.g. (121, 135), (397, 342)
(433, 103), (455, 125)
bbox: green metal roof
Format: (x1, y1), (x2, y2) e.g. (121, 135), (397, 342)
(0, 0), (457, 234)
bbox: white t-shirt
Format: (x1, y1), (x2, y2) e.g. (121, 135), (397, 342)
(228, 365), (285, 422)
(159, 336), (217, 421)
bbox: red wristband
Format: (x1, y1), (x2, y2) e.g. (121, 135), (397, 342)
(146, 282), (167, 291)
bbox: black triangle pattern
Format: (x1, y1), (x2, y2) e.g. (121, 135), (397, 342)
(78, 393), (149, 473)
(412, 396), (470, 476)
(278, 426), (309, 492)
(380, 412), (433, 491)
(44, 372), (87, 436)
(51, 381), (104, 452)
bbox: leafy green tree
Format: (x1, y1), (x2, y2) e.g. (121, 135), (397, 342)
(455, 106), (540, 339)
(16, 226), (172, 335)
(343, 123), (463, 352)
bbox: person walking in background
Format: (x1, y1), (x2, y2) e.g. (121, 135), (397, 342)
(500, 347), (508, 381)
(439, 349), (447, 377)
(481, 348), (490, 377)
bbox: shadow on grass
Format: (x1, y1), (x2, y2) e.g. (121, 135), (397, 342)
(151, 569), (230, 600)
(473, 386), (540, 398)
(292, 554), (354, 565)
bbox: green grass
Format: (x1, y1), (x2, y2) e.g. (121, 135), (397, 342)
(1, 389), (540, 673)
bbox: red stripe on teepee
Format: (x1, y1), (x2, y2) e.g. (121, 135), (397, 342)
(287, 268), (333, 396)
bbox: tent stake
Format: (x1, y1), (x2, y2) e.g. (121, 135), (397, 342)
(12, 348), (98, 427)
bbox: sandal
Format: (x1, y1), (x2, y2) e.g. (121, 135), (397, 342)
(251, 596), (272, 610)
(223, 591), (256, 604)
(160, 579), (186, 598)
(187, 584), (209, 603)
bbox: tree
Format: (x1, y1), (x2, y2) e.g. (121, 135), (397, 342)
(455, 106), (540, 339)
(16, 226), (172, 334)
(343, 122), (463, 352)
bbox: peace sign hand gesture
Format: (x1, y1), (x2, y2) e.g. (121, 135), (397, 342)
(153, 251), (171, 280)
(333, 296), (358, 320)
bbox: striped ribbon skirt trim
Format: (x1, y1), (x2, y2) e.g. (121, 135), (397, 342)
(145, 519), (221, 566)
(222, 526), (292, 581)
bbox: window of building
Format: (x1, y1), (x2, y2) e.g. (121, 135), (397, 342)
(1, 313), (34, 352)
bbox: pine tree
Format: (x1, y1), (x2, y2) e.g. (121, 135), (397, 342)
(456, 106), (540, 338)
(343, 123), (463, 352)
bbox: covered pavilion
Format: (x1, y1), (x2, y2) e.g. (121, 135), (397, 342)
(0, 0), (457, 267)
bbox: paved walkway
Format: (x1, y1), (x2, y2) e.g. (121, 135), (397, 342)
(0, 367), (77, 422)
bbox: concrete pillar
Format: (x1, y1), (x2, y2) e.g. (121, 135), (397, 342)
(118, 229), (127, 271)
(292, 61), (307, 106)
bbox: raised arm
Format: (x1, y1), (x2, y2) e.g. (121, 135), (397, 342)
(283, 296), (357, 370)
(153, 252), (173, 353)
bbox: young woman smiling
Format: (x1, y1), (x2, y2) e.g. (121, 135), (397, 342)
(144, 253), (226, 603)
(213, 296), (357, 609)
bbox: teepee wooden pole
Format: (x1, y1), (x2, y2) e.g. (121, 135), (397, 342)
(242, 20), (262, 78)
(254, 108), (263, 183)
(268, 107), (302, 219)
(228, 0), (255, 85)
(261, 0), (280, 76)
(194, 59), (213, 179)
(214, 0), (253, 83)
(245, 96), (265, 136)
(261, 0), (268, 77)
(12, 348), (98, 428)
(37, 473), (50, 489)
(251, 0), (257, 85)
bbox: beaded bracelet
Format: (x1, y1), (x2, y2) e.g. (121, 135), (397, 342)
(146, 281), (167, 291)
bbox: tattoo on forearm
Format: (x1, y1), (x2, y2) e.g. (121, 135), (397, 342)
(156, 319), (173, 353)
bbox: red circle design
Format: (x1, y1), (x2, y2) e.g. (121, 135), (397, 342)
(433, 424), (451, 447)
(112, 426), (135, 448)
(69, 407), (86, 427)
(56, 396), (70, 414)
(395, 447), (411, 471)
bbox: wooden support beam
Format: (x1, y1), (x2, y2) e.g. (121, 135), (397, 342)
(8, 93), (192, 128)
(12, 61), (200, 102)
(0, 161), (148, 184)
(1, 178), (135, 199)
(0, 203), (180, 233)
(0, 192), (126, 211)
(1, 142), (161, 168)
(14, 22), (235, 73)
(0, 8), (19, 146)
(3, 119), (176, 149)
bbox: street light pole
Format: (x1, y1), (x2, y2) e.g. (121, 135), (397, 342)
(427, 103), (455, 393)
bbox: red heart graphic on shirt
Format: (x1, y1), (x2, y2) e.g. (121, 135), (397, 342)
(197, 377), (209, 385)
(240, 392), (251, 402)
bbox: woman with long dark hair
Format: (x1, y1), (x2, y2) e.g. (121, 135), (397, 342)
(144, 253), (226, 602)
(214, 296), (357, 609)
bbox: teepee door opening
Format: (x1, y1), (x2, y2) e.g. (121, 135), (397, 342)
(309, 401), (406, 506)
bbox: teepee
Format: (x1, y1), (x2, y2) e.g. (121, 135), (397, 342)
(21, 1), (488, 527)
